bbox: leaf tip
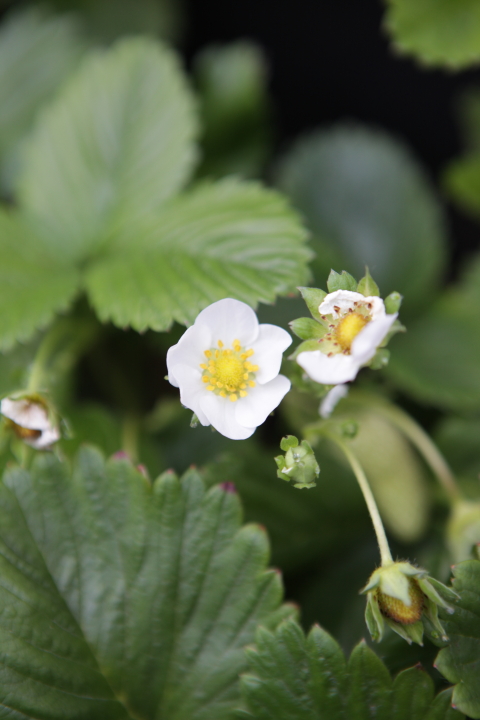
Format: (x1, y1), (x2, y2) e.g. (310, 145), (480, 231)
(219, 481), (237, 494)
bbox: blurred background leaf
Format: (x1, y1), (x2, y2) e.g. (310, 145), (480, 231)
(386, 255), (480, 412)
(193, 40), (271, 179)
(383, 0), (480, 69)
(0, 6), (85, 194)
(276, 124), (447, 315)
(17, 36), (199, 262)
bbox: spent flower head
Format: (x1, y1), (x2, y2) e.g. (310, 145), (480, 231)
(167, 298), (292, 440)
(275, 435), (319, 489)
(291, 270), (401, 386)
(362, 560), (458, 646)
(1, 393), (60, 449)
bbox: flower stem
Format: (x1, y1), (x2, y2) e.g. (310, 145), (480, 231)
(324, 431), (393, 566)
(373, 402), (460, 501)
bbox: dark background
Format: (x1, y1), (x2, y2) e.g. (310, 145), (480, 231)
(184, 0), (480, 268)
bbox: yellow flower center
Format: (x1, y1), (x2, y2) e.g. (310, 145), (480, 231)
(334, 312), (369, 352)
(200, 339), (259, 402)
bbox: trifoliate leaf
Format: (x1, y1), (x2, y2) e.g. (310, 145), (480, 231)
(0, 209), (80, 351)
(240, 619), (464, 719)
(85, 179), (311, 331)
(0, 447), (295, 719)
(435, 560), (480, 719)
(17, 37), (198, 263)
(0, 7), (84, 172)
(384, 0), (480, 70)
(276, 125), (447, 313)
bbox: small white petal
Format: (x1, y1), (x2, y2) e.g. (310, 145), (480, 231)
(319, 290), (366, 318)
(297, 350), (362, 385)
(27, 426), (61, 450)
(167, 324), (212, 388)
(252, 324), (292, 384)
(200, 393), (255, 440)
(235, 374), (291, 428)
(351, 313), (397, 363)
(319, 384), (349, 418)
(195, 298), (259, 347)
(1, 398), (51, 430)
(169, 363), (209, 426)
(365, 296), (386, 320)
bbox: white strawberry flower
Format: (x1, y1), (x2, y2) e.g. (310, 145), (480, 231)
(1, 396), (60, 449)
(297, 290), (397, 385)
(167, 298), (292, 440)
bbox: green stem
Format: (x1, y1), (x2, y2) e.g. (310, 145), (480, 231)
(323, 431), (393, 566)
(27, 322), (65, 393)
(373, 402), (459, 501)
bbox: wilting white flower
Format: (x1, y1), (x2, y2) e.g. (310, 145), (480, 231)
(297, 290), (397, 385)
(1, 396), (60, 449)
(167, 298), (292, 440)
(319, 384), (349, 418)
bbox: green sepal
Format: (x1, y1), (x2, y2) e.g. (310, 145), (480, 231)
(289, 338), (321, 360)
(327, 269), (357, 293)
(365, 593), (385, 642)
(385, 617), (424, 646)
(289, 317), (326, 340)
(357, 267), (380, 297)
(297, 286), (327, 322)
(280, 435), (299, 452)
(385, 291), (403, 314)
(369, 348), (390, 370)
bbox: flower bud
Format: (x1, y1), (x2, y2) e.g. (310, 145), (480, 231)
(362, 561), (458, 646)
(1, 393), (60, 450)
(275, 435), (320, 489)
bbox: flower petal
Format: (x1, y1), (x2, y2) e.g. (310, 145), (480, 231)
(0, 398), (51, 430)
(169, 363), (209, 426)
(253, 324), (292, 384)
(319, 290), (366, 318)
(319, 384), (349, 418)
(297, 350), (362, 384)
(166, 323), (212, 388)
(235, 374), (291, 428)
(200, 393), (255, 440)
(351, 313), (397, 363)
(195, 298), (259, 347)
(27, 426), (61, 450)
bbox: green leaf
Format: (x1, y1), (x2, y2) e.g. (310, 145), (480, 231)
(0, 7), (84, 177)
(276, 125), (447, 313)
(85, 179), (311, 331)
(0, 447), (294, 718)
(0, 209), (80, 351)
(444, 154), (480, 220)
(18, 37), (198, 263)
(194, 41), (271, 179)
(387, 256), (480, 412)
(384, 0), (480, 69)
(241, 619), (463, 719)
(435, 560), (480, 719)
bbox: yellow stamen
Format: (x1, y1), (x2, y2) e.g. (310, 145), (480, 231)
(240, 391), (247, 397)
(249, 381), (256, 388)
(202, 376), (209, 383)
(335, 312), (369, 352)
(229, 394), (238, 402)
(207, 385), (215, 391)
(218, 340), (224, 348)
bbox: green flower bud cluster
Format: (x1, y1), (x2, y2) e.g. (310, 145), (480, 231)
(362, 561), (458, 646)
(275, 435), (320, 489)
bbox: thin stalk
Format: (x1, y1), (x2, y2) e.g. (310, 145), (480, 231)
(325, 431), (393, 566)
(374, 403), (459, 501)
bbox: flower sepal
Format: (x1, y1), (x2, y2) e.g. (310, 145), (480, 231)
(275, 435), (319, 489)
(362, 561), (459, 646)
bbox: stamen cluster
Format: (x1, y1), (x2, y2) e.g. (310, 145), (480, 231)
(200, 339), (258, 402)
